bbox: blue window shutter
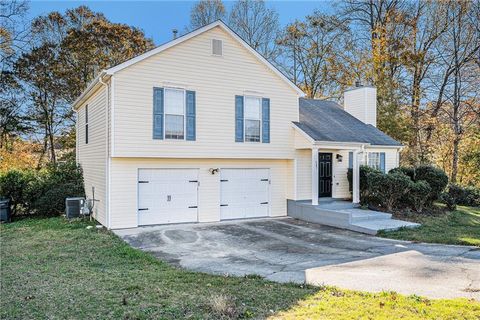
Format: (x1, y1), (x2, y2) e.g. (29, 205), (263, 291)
(153, 87), (164, 139)
(235, 95), (244, 142)
(186, 90), (196, 141)
(262, 98), (270, 143)
(348, 152), (353, 169)
(380, 152), (386, 173)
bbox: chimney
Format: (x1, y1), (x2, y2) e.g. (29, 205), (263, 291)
(343, 84), (377, 127)
(172, 29), (178, 39)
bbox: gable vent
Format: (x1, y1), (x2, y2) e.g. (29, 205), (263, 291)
(212, 39), (223, 56)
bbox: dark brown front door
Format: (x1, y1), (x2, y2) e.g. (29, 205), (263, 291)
(319, 153), (332, 197)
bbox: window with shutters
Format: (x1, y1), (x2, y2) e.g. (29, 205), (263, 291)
(164, 88), (185, 140)
(244, 96), (261, 142)
(212, 39), (223, 56)
(368, 152), (385, 172)
(85, 105), (89, 144)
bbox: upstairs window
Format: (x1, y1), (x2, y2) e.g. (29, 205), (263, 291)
(85, 105), (89, 144)
(164, 88), (185, 140)
(244, 96), (261, 142)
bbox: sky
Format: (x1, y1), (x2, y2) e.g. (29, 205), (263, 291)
(28, 0), (335, 45)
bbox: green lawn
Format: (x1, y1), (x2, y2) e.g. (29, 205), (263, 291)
(1, 217), (478, 319)
(378, 206), (480, 247)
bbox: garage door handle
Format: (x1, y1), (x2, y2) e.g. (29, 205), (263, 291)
(261, 179), (269, 181)
(188, 206), (197, 208)
(260, 202), (268, 205)
(220, 179), (228, 182)
(138, 208), (149, 211)
(189, 180), (198, 183)
(220, 204), (228, 207)
(139, 181), (149, 183)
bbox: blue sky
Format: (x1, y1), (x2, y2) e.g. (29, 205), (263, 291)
(28, 1), (335, 45)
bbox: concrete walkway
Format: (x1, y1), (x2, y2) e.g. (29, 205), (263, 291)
(114, 218), (480, 300)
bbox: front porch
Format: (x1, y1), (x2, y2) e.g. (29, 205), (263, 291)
(287, 199), (420, 235)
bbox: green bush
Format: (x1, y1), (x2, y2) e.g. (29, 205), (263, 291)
(415, 165), (448, 205)
(409, 180), (431, 213)
(442, 184), (480, 210)
(0, 160), (85, 217)
(347, 165), (383, 205)
(0, 170), (35, 215)
(368, 171), (412, 211)
(389, 167), (415, 181)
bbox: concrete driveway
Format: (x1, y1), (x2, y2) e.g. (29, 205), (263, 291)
(114, 217), (480, 300)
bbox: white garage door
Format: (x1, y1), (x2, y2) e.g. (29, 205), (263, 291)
(220, 168), (270, 220)
(138, 169), (198, 226)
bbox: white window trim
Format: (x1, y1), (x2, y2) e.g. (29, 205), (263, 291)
(367, 152), (381, 170)
(164, 87), (186, 141)
(211, 38), (223, 57)
(243, 95), (262, 143)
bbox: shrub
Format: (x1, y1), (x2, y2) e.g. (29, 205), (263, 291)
(442, 184), (480, 210)
(347, 165), (383, 205)
(0, 160), (85, 218)
(389, 167), (415, 181)
(415, 165), (448, 205)
(0, 170), (35, 215)
(368, 171), (412, 211)
(409, 180), (431, 213)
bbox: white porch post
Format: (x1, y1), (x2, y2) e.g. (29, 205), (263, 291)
(311, 147), (319, 205)
(352, 150), (360, 205)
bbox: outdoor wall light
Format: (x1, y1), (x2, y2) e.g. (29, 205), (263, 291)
(209, 168), (219, 175)
(336, 154), (343, 162)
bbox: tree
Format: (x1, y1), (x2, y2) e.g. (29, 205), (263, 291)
(15, 43), (68, 165)
(228, 0), (280, 61)
(0, 0), (30, 148)
(189, 0), (225, 30)
(340, 0), (412, 141)
(277, 12), (353, 99)
(428, 0), (480, 183)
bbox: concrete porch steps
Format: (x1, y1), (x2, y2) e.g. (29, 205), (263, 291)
(287, 200), (420, 235)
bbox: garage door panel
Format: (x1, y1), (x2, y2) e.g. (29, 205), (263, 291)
(138, 169), (198, 226)
(220, 168), (270, 220)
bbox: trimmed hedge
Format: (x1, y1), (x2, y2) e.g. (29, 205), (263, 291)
(442, 184), (480, 210)
(0, 160), (85, 217)
(348, 164), (449, 212)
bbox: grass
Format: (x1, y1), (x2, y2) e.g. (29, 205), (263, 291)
(1, 217), (479, 319)
(378, 206), (480, 247)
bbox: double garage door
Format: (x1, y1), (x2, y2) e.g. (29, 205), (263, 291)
(138, 168), (269, 226)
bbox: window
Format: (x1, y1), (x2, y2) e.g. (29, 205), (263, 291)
(368, 152), (382, 170)
(85, 105), (89, 144)
(164, 88), (185, 140)
(244, 96), (261, 142)
(212, 39), (223, 56)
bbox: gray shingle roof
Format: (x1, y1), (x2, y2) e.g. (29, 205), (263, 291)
(294, 98), (402, 146)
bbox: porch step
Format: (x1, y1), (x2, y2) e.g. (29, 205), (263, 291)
(287, 200), (421, 235)
(350, 219), (421, 235)
(346, 209), (392, 222)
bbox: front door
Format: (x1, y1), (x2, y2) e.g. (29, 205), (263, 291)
(318, 153), (332, 197)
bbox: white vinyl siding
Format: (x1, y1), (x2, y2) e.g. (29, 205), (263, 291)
(77, 86), (108, 225)
(294, 147), (400, 201)
(109, 158), (290, 229)
(112, 26), (299, 159)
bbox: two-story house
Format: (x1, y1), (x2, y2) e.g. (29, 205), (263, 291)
(73, 21), (402, 230)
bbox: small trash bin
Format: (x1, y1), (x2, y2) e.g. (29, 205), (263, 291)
(0, 198), (11, 222)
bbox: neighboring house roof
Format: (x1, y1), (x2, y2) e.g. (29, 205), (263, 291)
(72, 20), (304, 110)
(293, 98), (402, 147)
